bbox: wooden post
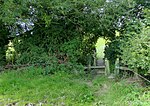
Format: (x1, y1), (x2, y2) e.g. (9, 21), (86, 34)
(115, 58), (119, 76)
(88, 62), (91, 72)
(87, 54), (92, 72)
(93, 56), (96, 66)
(105, 59), (110, 75)
(93, 50), (97, 66)
(148, 67), (150, 74)
(134, 68), (139, 79)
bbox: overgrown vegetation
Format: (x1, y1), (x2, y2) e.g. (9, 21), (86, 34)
(0, 68), (149, 106)
(0, 0), (150, 105)
(0, 68), (93, 105)
(121, 27), (150, 75)
(104, 1), (150, 75)
(0, 0), (149, 69)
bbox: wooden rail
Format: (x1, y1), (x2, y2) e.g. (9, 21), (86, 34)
(84, 66), (107, 75)
(116, 66), (133, 71)
(1, 59), (150, 83)
(84, 66), (105, 69)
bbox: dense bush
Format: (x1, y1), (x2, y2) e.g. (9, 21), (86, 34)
(9, 0), (103, 65)
(121, 27), (150, 75)
(8, 0), (130, 66)
(0, 0), (149, 74)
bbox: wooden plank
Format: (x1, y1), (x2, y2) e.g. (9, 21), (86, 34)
(115, 58), (119, 75)
(105, 59), (110, 75)
(97, 71), (106, 74)
(116, 66), (133, 71)
(84, 66), (105, 69)
(116, 66), (150, 83)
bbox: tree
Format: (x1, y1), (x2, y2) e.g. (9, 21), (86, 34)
(121, 27), (150, 75)
(0, 0), (147, 69)
(104, 0), (150, 73)
(120, 4), (150, 75)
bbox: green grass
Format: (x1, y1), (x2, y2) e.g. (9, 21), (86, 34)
(0, 67), (149, 106)
(0, 67), (94, 106)
(92, 76), (150, 106)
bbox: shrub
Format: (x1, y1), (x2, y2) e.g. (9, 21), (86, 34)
(121, 27), (150, 75)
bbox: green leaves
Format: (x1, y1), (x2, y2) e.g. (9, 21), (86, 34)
(1, 0), (148, 70)
(121, 27), (150, 74)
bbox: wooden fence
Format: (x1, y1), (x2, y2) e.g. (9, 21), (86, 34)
(84, 58), (150, 83)
(0, 59), (150, 83)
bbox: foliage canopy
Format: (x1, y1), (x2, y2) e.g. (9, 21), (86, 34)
(0, 0), (149, 75)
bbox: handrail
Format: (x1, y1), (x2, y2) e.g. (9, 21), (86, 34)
(116, 66), (150, 83)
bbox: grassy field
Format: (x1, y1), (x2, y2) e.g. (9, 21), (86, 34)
(1, 38), (149, 106)
(0, 67), (149, 106)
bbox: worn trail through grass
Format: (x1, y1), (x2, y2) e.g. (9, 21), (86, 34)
(0, 67), (150, 106)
